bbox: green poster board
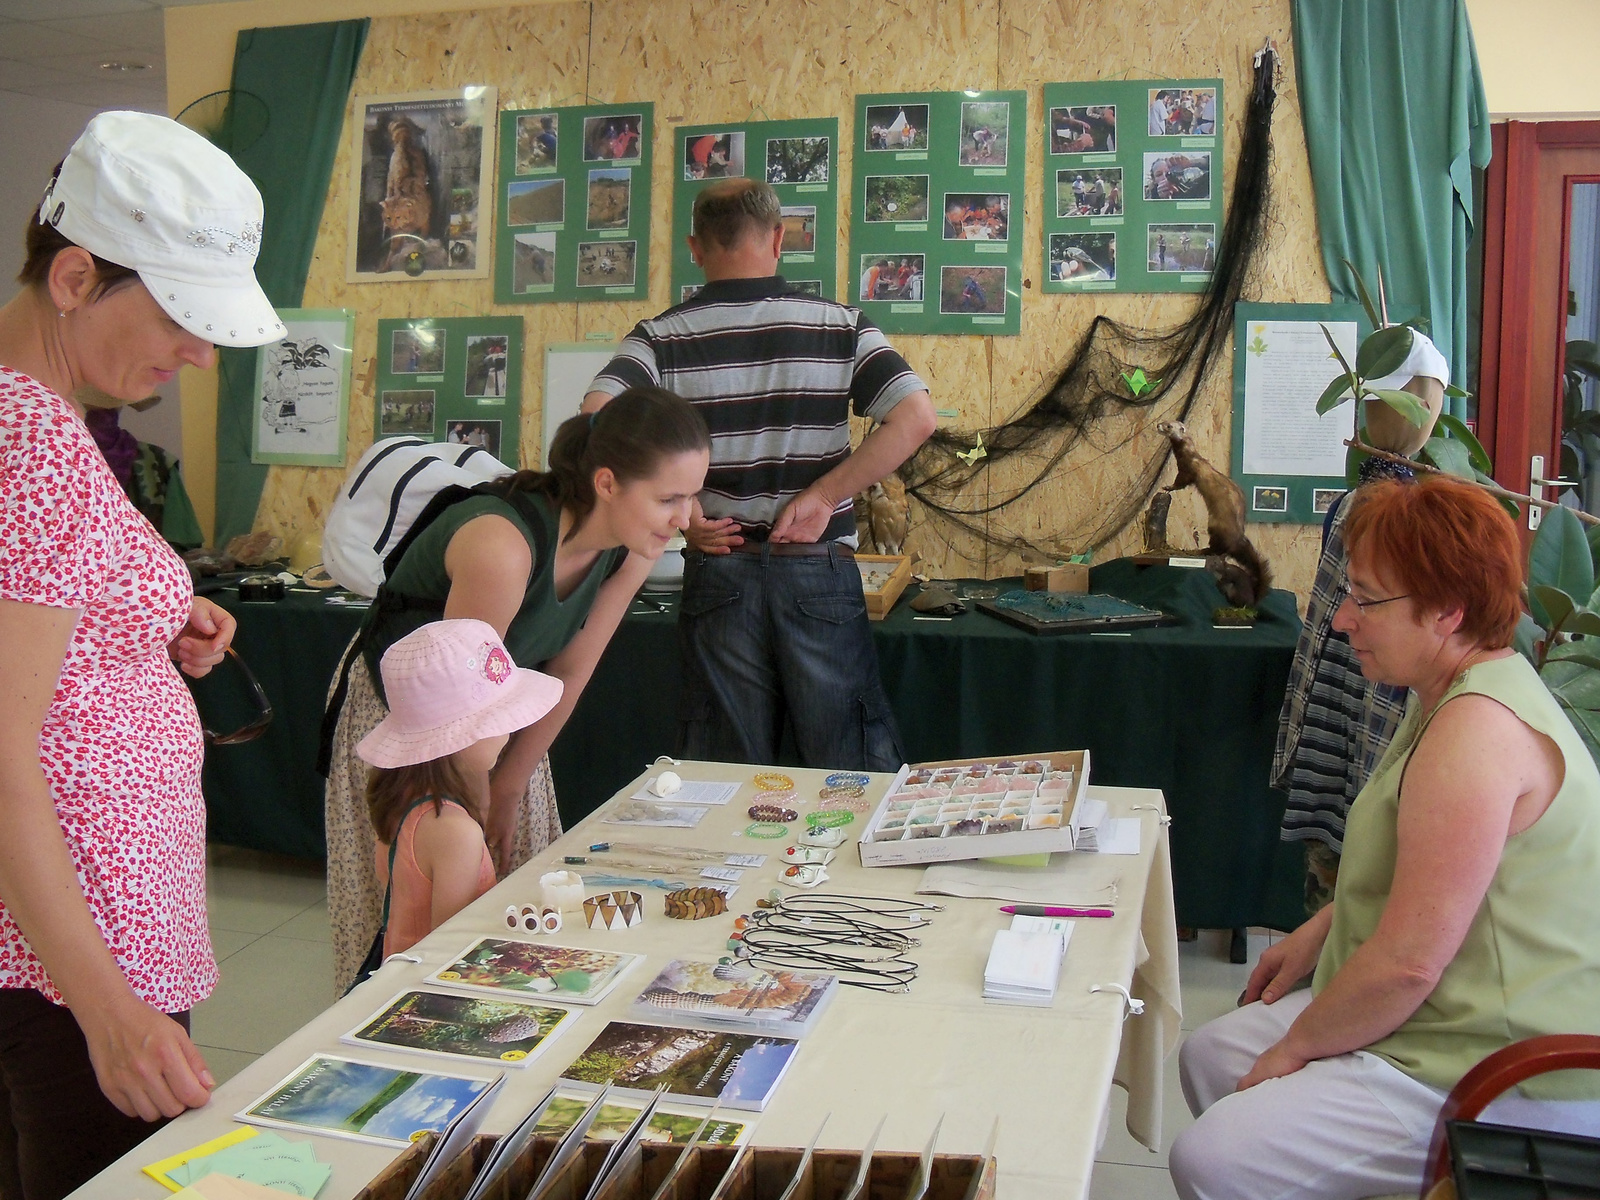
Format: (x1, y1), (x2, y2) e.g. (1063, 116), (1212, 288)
(1041, 79), (1222, 295)
(671, 118), (838, 303)
(494, 103), (653, 304)
(1231, 302), (1369, 524)
(848, 90), (1026, 336)
(375, 316), (524, 467)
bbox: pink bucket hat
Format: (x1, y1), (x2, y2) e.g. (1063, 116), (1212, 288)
(356, 619), (563, 769)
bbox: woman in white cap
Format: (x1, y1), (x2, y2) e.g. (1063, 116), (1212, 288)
(0, 111), (283, 1194)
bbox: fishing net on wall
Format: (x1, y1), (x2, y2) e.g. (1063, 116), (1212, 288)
(901, 45), (1282, 559)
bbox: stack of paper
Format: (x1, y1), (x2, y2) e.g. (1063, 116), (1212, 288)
(982, 916), (1074, 1006)
(148, 1131), (330, 1196)
(1071, 797), (1109, 850)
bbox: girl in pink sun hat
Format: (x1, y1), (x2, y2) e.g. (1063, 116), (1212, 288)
(353, 619), (562, 985)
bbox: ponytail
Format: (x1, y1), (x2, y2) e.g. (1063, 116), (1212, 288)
(492, 386), (709, 541)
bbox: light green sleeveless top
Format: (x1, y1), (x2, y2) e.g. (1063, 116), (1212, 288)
(1311, 653), (1600, 1094)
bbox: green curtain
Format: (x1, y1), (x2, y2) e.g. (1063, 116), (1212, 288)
(1292, 0), (1491, 407)
(213, 20), (368, 546)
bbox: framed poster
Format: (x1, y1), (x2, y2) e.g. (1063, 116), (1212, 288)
(1230, 302), (1369, 524)
(250, 308), (355, 466)
(493, 103), (654, 304)
(346, 87), (497, 282)
(1042, 79), (1222, 295)
(671, 118), (838, 302)
(848, 91), (1025, 335)
(375, 316), (524, 467)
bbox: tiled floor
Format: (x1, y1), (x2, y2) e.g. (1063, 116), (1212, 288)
(197, 847), (1276, 1200)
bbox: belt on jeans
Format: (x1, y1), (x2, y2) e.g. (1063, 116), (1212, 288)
(727, 541), (853, 557)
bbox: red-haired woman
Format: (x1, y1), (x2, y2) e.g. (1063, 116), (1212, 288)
(1170, 476), (1600, 1200)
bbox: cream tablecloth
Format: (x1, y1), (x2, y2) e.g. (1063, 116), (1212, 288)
(73, 762), (1179, 1200)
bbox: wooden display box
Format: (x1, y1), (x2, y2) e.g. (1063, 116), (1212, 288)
(856, 554), (912, 620)
(858, 749), (1092, 867)
(358, 1134), (995, 1200)
(1023, 563), (1090, 593)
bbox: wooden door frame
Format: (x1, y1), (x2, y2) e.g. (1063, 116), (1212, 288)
(1479, 120), (1600, 499)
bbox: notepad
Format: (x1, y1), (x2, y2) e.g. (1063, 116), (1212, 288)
(982, 925), (1069, 1007)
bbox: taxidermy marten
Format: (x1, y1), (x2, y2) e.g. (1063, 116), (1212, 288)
(1156, 420), (1271, 606)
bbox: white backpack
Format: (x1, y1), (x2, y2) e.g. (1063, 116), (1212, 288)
(322, 437), (515, 596)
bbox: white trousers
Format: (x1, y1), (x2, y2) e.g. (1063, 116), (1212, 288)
(1170, 991), (1600, 1200)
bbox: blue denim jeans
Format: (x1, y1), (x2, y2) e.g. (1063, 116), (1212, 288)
(676, 546), (905, 771)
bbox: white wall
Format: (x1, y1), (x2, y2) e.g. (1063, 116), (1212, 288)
(1465, 0), (1600, 118)
(0, 93), (103, 289)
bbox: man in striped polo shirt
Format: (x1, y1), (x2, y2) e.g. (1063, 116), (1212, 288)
(584, 178), (935, 771)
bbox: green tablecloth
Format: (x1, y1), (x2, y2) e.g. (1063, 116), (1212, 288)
(195, 560), (1306, 930)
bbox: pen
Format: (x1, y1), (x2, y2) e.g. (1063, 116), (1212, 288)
(1000, 904), (1115, 918)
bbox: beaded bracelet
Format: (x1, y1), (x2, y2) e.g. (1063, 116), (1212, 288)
(752, 771), (795, 791)
(805, 809), (855, 829)
(818, 783), (867, 801)
(824, 772), (871, 789)
(743, 821), (790, 839)
(748, 803), (799, 823)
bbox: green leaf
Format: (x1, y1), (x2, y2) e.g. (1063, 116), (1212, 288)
(1316, 371), (1355, 415)
(1321, 324), (1359, 388)
(1421, 436), (1474, 479)
(1444, 383), (1470, 399)
(1544, 658), (1600, 710)
(1365, 387), (1432, 429)
(1529, 503), (1595, 602)
(1568, 610), (1600, 639)
(1342, 257), (1382, 328)
(1546, 643), (1600, 673)
(1356, 325), (1416, 381)
(1433, 413), (1492, 474)
(1548, 689), (1600, 763)
(1513, 612), (1543, 664)
(1531, 585), (1577, 633)
(1567, 339), (1600, 378)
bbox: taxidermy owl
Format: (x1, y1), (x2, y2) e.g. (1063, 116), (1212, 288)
(868, 476), (910, 556)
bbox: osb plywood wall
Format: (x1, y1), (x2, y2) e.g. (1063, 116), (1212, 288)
(260, 0), (1331, 599)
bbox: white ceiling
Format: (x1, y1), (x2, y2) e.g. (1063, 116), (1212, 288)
(0, 0), (217, 115)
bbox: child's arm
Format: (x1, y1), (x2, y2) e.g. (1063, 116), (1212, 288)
(413, 804), (494, 934)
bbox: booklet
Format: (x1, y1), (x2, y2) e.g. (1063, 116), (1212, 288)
(531, 1090), (752, 1146)
(343, 988), (576, 1067)
(238, 1053), (498, 1148)
(427, 937), (642, 1005)
(628, 959), (837, 1037)
(560, 1021), (798, 1111)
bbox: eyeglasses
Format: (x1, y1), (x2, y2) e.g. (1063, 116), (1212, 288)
(1339, 572), (1411, 613)
(196, 647), (275, 746)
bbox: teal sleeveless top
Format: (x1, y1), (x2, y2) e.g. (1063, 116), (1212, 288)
(1312, 653), (1600, 1094)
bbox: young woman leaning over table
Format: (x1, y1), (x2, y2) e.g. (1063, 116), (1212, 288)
(323, 387), (710, 992)
(0, 112), (284, 1198)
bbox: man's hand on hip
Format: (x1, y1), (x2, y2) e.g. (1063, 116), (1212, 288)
(769, 486), (837, 544)
(686, 497), (744, 555)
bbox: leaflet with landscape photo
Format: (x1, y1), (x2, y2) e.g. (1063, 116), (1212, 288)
(628, 959), (837, 1037)
(559, 1021), (799, 1111)
(404, 1075), (505, 1200)
(427, 936), (642, 1005)
(532, 1090), (752, 1147)
(237, 1053), (497, 1148)
(344, 988), (576, 1067)
(461, 1086), (561, 1200)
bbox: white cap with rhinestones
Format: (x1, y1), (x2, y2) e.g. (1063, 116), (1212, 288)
(37, 110), (284, 349)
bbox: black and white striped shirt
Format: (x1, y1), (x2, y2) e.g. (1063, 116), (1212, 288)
(587, 275), (928, 542)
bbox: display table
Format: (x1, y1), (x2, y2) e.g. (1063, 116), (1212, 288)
(194, 559), (1303, 930)
(75, 762), (1179, 1200)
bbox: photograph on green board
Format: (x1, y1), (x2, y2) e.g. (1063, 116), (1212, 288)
(938, 265), (1004, 315)
(859, 255), (924, 303)
(1142, 152), (1211, 202)
(577, 239), (637, 287)
(379, 389), (435, 436)
(1146, 223), (1214, 273)
(765, 137), (829, 184)
(446, 420), (500, 458)
(942, 192), (1008, 241)
(390, 327), (444, 375)
(512, 233), (556, 292)
(514, 112), (559, 173)
(684, 131), (744, 180)
(1313, 488), (1342, 515)
(788, 279), (823, 297)
(464, 334), (508, 399)
(1048, 105), (1117, 154)
(586, 169), (631, 230)
(864, 104), (927, 151)
(780, 206), (816, 254)
(583, 113), (643, 163)
(1049, 232), (1115, 284)
(679, 284), (702, 304)
(506, 178), (564, 227)
(1147, 87), (1216, 136)
(863, 175), (928, 223)
(1057, 168), (1122, 218)
(1251, 486), (1288, 514)
(958, 100), (1009, 167)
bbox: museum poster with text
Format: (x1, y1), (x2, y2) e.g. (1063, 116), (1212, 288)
(671, 118), (838, 303)
(849, 91), (1026, 336)
(374, 316), (524, 468)
(1041, 79), (1221, 295)
(495, 103), (654, 304)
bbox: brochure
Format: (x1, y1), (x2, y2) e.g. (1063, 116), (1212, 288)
(628, 959), (837, 1037)
(560, 1021), (798, 1111)
(532, 1090), (751, 1146)
(427, 937), (642, 1005)
(343, 988), (576, 1066)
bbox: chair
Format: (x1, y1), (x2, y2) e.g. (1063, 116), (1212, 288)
(1417, 1033), (1600, 1199)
